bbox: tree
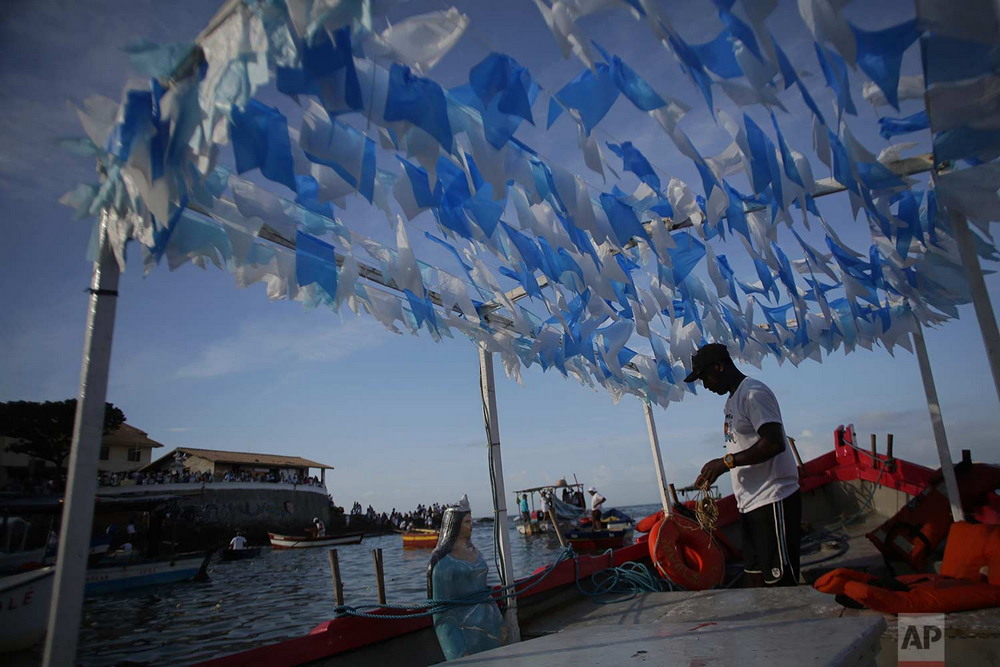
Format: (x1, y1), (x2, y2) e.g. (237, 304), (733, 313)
(0, 399), (126, 477)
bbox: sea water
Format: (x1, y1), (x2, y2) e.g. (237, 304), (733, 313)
(71, 504), (660, 666)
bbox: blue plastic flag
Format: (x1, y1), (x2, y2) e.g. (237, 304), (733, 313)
(464, 184), (504, 238)
(715, 254), (740, 304)
(770, 112), (804, 187)
(692, 32), (742, 79)
(295, 175), (334, 218)
(359, 137), (376, 203)
(719, 10), (762, 61)
(547, 63), (620, 135)
(878, 110), (930, 139)
(796, 81), (826, 125)
(108, 90), (152, 162)
(501, 222), (543, 271)
(296, 231), (338, 300)
(815, 44), (857, 117)
(851, 20), (920, 110)
(385, 64), (453, 150)
(230, 99), (298, 192)
(609, 54), (666, 111)
(277, 27), (361, 110)
(469, 53), (536, 123)
(772, 38), (797, 89)
(399, 157), (436, 208)
(668, 233), (706, 286)
(600, 193), (649, 247)
(743, 114), (774, 195)
(606, 142), (661, 191)
(667, 33), (714, 111)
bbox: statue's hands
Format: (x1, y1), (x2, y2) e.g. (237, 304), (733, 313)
(695, 458), (727, 489)
(500, 624), (509, 644)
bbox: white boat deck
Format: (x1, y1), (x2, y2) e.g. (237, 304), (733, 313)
(453, 612), (885, 665)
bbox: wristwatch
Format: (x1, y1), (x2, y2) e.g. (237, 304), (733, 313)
(723, 453), (736, 469)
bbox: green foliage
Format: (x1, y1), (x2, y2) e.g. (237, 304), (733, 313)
(0, 399), (126, 469)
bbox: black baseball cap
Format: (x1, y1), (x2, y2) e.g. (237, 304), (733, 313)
(683, 343), (732, 383)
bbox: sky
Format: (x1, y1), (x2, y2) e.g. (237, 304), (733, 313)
(0, 0), (997, 519)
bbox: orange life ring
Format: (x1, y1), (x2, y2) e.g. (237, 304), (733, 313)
(648, 514), (725, 591)
(636, 511), (663, 534)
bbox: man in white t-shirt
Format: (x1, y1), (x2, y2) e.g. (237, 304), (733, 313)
(588, 487), (606, 530)
(687, 343), (801, 587)
(229, 531), (247, 551)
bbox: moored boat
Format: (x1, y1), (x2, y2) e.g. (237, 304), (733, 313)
(0, 566), (54, 653)
(193, 434), (1000, 667)
(219, 546), (262, 561)
(401, 528), (439, 549)
(85, 552), (210, 594)
(268, 531), (364, 549)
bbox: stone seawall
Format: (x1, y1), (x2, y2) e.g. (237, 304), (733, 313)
(97, 483), (336, 549)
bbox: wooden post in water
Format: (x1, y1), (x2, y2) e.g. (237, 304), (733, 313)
(886, 434), (895, 472)
(372, 548), (386, 604)
(870, 434), (877, 461)
(668, 484), (679, 507)
(328, 549), (344, 606)
(546, 504), (567, 548)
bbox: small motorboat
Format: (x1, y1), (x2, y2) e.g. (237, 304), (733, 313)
(401, 528), (439, 549)
(268, 531), (364, 549)
(85, 551), (210, 594)
(566, 508), (635, 550)
(0, 566), (54, 653)
(219, 546), (262, 561)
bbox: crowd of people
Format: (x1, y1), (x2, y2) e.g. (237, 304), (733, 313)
(96, 469), (326, 487)
(344, 501), (446, 532)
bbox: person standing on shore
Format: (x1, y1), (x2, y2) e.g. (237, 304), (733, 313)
(687, 343), (801, 587)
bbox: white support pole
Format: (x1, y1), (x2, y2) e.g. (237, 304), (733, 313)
(949, 211), (1000, 405)
(477, 348), (521, 644)
(44, 211), (121, 666)
(642, 401), (673, 518)
(911, 322), (965, 523)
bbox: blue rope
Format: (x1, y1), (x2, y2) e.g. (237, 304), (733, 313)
(572, 548), (672, 604)
(333, 545), (670, 619)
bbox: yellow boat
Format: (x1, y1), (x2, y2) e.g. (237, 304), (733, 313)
(400, 528), (439, 549)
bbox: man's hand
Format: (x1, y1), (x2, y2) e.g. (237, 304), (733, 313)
(695, 458), (728, 489)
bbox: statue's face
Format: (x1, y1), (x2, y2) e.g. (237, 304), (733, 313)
(460, 514), (473, 538)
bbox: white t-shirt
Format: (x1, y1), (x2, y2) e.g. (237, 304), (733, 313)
(230, 535), (247, 550)
(724, 377), (799, 513)
(590, 492), (606, 511)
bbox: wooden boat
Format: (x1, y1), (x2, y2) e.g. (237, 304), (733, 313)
(0, 566), (54, 653)
(401, 528), (439, 548)
(219, 546), (261, 561)
(268, 531), (364, 549)
(85, 552), (210, 594)
(195, 433), (995, 667)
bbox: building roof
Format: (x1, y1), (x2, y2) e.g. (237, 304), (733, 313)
(102, 423), (164, 448)
(149, 447), (333, 470)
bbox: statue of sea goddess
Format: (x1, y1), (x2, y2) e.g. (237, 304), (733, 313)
(426, 496), (505, 660)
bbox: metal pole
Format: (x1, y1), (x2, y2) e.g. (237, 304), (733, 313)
(478, 349), (520, 643)
(949, 211), (1000, 405)
(642, 401), (673, 518)
(44, 210), (121, 666)
(911, 322), (965, 522)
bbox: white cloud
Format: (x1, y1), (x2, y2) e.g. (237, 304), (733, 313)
(173, 316), (393, 380)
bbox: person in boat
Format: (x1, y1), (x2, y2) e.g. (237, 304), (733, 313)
(427, 495), (504, 660)
(312, 517), (326, 538)
(687, 343), (801, 588)
(229, 531), (247, 551)
(517, 493), (530, 523)
(588, 487), (606, 530)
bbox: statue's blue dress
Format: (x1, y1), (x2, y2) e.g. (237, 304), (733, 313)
(431, 552), (503, 660)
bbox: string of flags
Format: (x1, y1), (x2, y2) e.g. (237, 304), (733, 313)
(63, 0), (999, 408)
